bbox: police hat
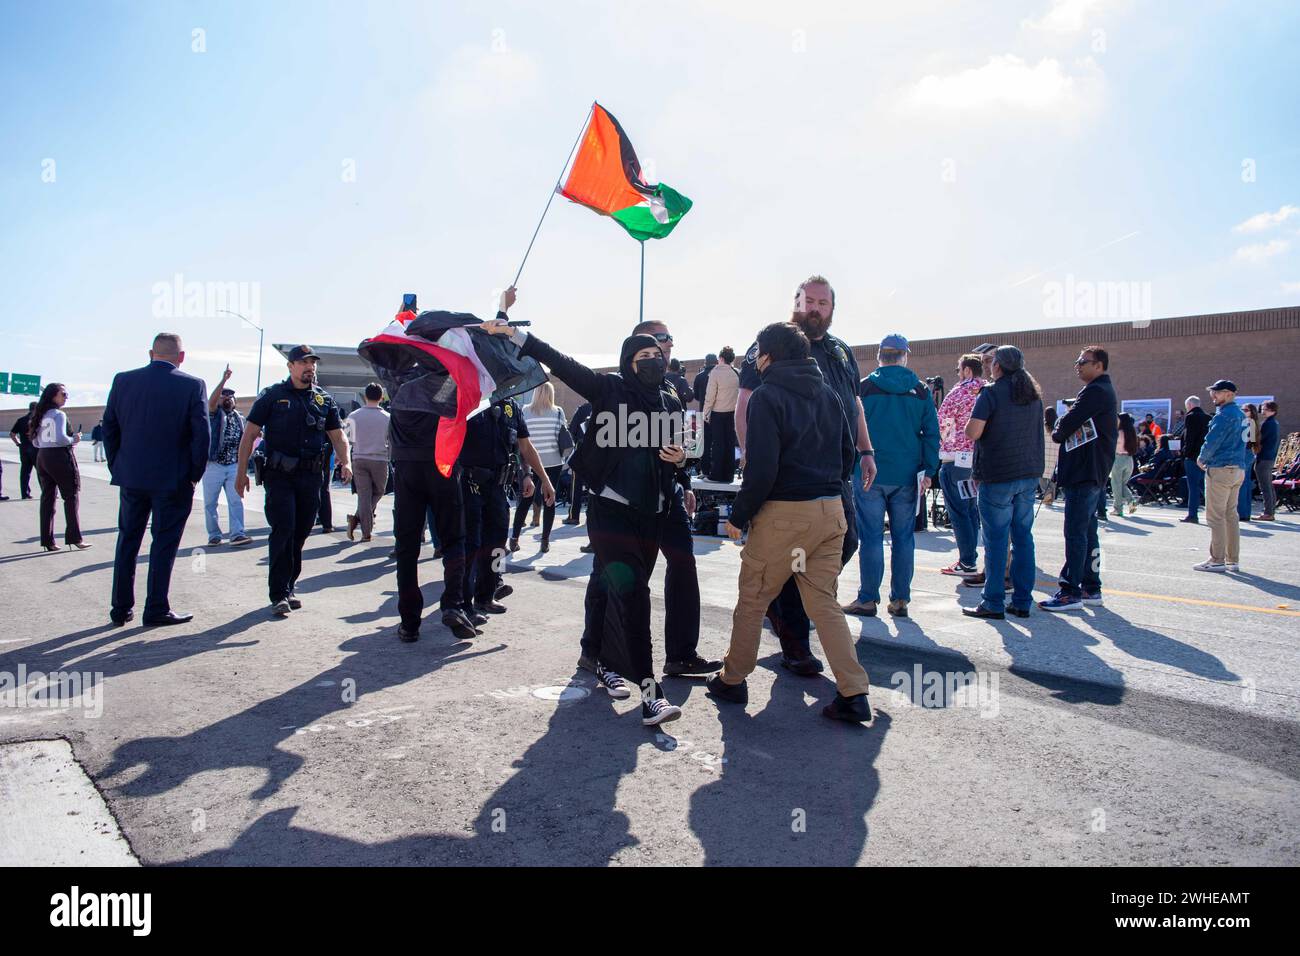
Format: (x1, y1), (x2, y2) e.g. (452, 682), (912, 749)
(287, 345), (320, 363)
(1207, 379), (1236, 393)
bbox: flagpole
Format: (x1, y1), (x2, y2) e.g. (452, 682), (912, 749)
(512, 102), (595, 287)
(638, 239), (645, 323)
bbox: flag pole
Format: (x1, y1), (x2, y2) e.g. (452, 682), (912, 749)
(512, 102), (595, 287)
(639, 240), (645, 323)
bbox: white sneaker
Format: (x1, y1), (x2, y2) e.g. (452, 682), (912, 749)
(1193, 561), (1227, 573)
(1225, 563), (1240, 572)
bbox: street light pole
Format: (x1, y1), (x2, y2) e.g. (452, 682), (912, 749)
(217, 310), (266, 396)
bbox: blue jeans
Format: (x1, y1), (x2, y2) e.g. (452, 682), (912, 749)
(977, 477), (1038, 612)
(939, 461), (979, 567)
(1185, 457), (1203, 517)
(1058, 482), (1102, 597)
(855, 481), (917, 603)
(1237, 456), (1255, 519)
(202, 461), (245, 539)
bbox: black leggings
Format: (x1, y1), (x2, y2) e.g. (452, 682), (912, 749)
(512, 464), (564, 540)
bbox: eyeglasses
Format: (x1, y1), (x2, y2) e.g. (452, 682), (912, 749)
(1074, 358), (1096, 366)
(650, 332), (673, 344)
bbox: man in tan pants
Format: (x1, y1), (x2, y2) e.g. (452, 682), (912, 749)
(1194, 380), (1246, 573)
(344, 384), (391, 542)
(707, 321), (872, 723)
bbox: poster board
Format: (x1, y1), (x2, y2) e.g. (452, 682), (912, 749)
(1121, 398), (1172, 433)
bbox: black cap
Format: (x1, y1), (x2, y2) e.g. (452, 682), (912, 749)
(1208, 379), (1236, 392)
(287, 345), (319, 363)
(220, 387), (236, 397)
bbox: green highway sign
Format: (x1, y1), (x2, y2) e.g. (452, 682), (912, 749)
(9, 373), (41, 396)
(0, 373), (8, 393)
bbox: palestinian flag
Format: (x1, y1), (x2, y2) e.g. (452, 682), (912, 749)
(358, 308), (547, 478)
(559, 103), (692, 241)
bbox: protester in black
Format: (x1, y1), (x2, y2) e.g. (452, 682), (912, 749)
(485, 320), (689, 727)
(1180, 396), (1211, 523)
(8, 402), (38, 499)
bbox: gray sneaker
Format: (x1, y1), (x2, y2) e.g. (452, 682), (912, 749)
(271, 599), (292, 616)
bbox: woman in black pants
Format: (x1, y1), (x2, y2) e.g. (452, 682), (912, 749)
(30, 382), (91, 552)
(484, 319), (687, 727)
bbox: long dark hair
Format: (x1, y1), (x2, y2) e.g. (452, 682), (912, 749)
(1117, 412), (1138, 455)
(993, 346), (1041, 406)
(28, 382), (66, 442)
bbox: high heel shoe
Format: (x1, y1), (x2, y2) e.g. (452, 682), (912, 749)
(42, 544), (61, 552)
(72, 541), (93, 550)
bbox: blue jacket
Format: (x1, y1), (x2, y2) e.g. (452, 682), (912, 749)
(858, 364), (940, 488)
(103, 360), (209, 491)
(1258, 416), (1280, 460)
(1197, 401), (1246, 469)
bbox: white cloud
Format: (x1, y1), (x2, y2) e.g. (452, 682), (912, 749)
(1234, 239), (1290, 263)
(901, 54), (1103, 113)
(429, 44), (539, 116)
(1021, 0), (1110, 34)
(1232, 204), (1300, 234)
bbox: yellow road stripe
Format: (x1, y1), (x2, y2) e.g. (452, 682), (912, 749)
(922, 568), (1300, 618)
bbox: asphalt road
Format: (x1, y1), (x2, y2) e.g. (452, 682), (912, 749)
(1, 445), (1297, 865)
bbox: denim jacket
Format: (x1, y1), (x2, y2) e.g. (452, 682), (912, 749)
(1197, 401), (1245, 469)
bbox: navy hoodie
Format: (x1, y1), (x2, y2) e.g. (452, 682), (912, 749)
(730, 358), (854, 529)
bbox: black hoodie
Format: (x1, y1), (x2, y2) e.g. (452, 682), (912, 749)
(729, 358), (855, 530)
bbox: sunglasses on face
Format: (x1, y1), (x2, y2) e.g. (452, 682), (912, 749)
(1074, 358), (1096, 366)
(650, 332), (673, 344)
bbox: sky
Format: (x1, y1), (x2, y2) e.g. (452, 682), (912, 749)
(2, 0), (1298, 408)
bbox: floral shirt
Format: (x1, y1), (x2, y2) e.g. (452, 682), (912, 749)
(938, 377), (985, 458)
(216, 410), (244, 465)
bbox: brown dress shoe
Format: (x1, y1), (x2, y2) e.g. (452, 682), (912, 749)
(346, 514), (359, 540)
(887, 599), (909, 617)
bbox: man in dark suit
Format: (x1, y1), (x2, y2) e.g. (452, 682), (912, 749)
(102, 332), (209, 626)
(1180, 395), (1211, 523)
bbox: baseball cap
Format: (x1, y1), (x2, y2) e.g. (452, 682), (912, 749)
(972, 343), (996, 354)
(288, 345), (320, 363)
(880, 333), (910, 352)
(1208, 379), (1236, 392)
(220, 387), (236, 397)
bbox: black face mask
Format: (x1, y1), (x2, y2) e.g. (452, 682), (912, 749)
(635, 356), (666, 388)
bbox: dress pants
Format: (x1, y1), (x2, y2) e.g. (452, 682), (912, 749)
(19, 445), (37, 498)
(512, 464), (564, 540)
(1184, 457), (1204, 517)
(316, 453), (334, 529)
(263, 467), (321, 603)
(721, 498), (870, 697)
(1255, 457), (1277, 516)
(112, 483), (195, 618)
(764, 480), (858, 658)
(584, 495), (664, 695)
(351, 458), (388, 538)
(707, 411), (736, 482)
(581, 486), (701, 665)
(393, 461), (466, 632)
(461, 473), (509, 606)
(36, 447), (83, 548)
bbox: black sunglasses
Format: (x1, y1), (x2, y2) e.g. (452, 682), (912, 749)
(650, 332), (673, 344)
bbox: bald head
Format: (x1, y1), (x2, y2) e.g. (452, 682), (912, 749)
(151, 332), (184, 366)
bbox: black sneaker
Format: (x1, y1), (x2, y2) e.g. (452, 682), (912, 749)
(474, 600), (507, 615)
(664, 654), (723, 677)
(1180, 516), (1199, 524)
(271, 599), (291, 617)
(780, 653), (823, 677)
(822, 693), (873, 723)
(580, 543), (595, 554)
(595, 662), (632, 700)
(641, 697), (682, 726)
(398, 624), (419, 643)
(494, 583), (514, 600)
(706, 674), (748, 704)
(287, 594), (302, 610)
(442, 609), (479, 640)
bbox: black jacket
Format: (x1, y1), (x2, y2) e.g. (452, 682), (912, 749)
(692, 368), (713, 410)
(1051, 373), (1118, 487)
(1181, 406), (1210, 461)
(729, 359), (854, 530)
(520, 334), (687, 507)
(666, 372), (694, 407)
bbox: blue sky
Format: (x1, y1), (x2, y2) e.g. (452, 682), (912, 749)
(2, 0), (1297, 407)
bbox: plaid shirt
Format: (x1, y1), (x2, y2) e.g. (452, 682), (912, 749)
(938, 376), (985, 457)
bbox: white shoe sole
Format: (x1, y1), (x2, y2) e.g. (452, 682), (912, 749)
(1193, 565), (1227, 573)
(643, 705), (682, 726)
(1039, 602), (1083, 612)
(603, 684), (632, 700)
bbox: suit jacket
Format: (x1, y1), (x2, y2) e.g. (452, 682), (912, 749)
(103, 360), (209, 491)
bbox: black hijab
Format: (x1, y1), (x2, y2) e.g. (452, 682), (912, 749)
(618, 333), (668, 413)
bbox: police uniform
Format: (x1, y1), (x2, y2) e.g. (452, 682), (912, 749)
(739, 330), (863, 665)
(246, 349), (342, 605)
(459, 399), (529, 608)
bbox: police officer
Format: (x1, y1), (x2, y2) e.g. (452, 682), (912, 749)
(236, 345), (352, 616)
(459, 395), (553, 615)
(736, 275), (877, 675)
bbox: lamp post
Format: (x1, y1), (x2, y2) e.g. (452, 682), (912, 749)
(217, 309), (265, 396)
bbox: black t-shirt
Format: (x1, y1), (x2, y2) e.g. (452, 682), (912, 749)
(10, 413), (35, 450)
(970, 377), (1045, 483)
(460, 399), (529, 469)
(741, 332), (860, 429)
(247, 379), (341, 458)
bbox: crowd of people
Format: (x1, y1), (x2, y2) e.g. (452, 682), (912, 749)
(4, 275), (1288, 731)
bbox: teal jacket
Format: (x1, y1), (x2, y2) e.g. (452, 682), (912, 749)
(859, 364), (941, 488)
